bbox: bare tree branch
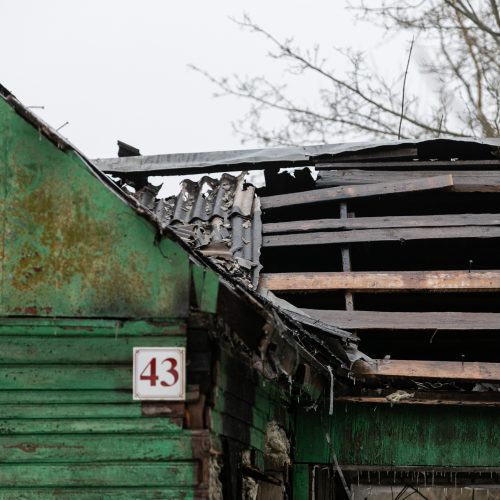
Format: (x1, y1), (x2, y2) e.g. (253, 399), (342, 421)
(193, 2), (499, 145)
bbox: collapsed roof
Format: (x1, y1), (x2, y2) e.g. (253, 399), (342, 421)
(98, 135), (500, 405)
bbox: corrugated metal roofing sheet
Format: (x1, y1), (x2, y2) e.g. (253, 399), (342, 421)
(94, 138), (500, 175)
(132, 173), (262, 287)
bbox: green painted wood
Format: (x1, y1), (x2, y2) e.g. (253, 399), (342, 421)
(0, 488), (195, 499)
(0, 336), (185, 363)
(0, 463), (195, 487)
(0, 97), (190, 318)
(0, 404), (141, 419)
(0, 418), (182, 434)
(293, 463), (310, 500)
(0, 435), (192, 462)
(295, 403), (500, 467)
(191, 265), (220, 314)
(0, 319), (186, 336)
(0, 391), (132, 404)
(0, 366), (131, 390)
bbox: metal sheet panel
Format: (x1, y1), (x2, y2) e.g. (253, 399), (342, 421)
(0, 96), (190, 318)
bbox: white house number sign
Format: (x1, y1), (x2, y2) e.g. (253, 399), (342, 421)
(133, 347), (186, 401)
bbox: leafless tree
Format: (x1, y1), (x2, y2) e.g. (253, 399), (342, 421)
(192, 1), (500, 145)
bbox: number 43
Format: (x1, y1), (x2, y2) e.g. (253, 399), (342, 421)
(140, 357), (179, 387)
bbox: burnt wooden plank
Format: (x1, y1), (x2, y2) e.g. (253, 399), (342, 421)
(315, 159), (500, 170)
(317, 169), (500, 192)
(260, 175), (453, 209)
(301, 309), (500, 330)
(319, 146), (418, 162)
(259, 271), (500, 292)
(263, 226), (500, 247)
(263, 213), (500, 234)
(335, 395), (500, 407)
(353, 359), (500, 382)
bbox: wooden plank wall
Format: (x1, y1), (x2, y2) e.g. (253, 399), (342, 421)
(0, 318), (202, 498)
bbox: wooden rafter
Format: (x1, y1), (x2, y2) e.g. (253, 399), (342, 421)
(301, 309), (500, 330)
(260, 175), (454, 209)
(353, 359), (500, 382)
(263, 226), (500, 247)
(259, 271), (500, 292)
(263, 213), (500, 234)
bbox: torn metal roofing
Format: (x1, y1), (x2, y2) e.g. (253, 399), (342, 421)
(133, 172), (262, 287)
(94, 138), (500, 176)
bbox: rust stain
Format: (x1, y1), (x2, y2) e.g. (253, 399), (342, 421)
(6, 158), (154, 315)
(13, 306), (52, 315)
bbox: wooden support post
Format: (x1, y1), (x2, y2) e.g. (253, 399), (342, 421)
(339, 203), (354, 311)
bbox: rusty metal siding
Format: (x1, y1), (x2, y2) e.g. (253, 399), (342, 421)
(0, 96), (189, 319)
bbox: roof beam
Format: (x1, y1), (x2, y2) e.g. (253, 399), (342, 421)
(317, 169), (500, 192)
(353, 359), (500, 382)
(263, 226), (500, 247)
(259, 271), (500, 292)
(315, 159), (500, 170)
(301, 309), (500, 330)
(260, 175), (454, 210)
(263, 213), (500, 234)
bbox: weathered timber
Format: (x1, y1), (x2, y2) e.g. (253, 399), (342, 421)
(0, 404), (142, 419)
(353, 360), (500, 381)
(259, 270), (500, 292)
(301, 309), (500, 330)
(335, 396), (500, 407)
(320, 146), (418, 162)
(263, 226), (500, 247)
(296, 403), (500, 466)
(315, 159), (500, 169)
(340, 203), (354, 310)
(0, 366), (131, 390)
(260, 175), (453, 209)
(0, 463), (195, 487)
(0, 336), (185, 364)
(0, 489), (194, 499)
(317, 169), (500, 192)
(0, 435), (192, 462)
(263, 213), (500, 234)
(0, 418), (182, 434)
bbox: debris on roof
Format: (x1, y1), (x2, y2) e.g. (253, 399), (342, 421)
(132, 172), (262, 287)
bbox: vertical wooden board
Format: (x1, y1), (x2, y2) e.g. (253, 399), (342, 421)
(0, 434), (193, 462)
(0, 463), (196, 487)
(295, 404), (500, 467)
(293, 463), (311, 500)
(0, 97), (190, 318)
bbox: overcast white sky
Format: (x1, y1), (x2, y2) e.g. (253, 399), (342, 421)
(1, 0), (420, 163)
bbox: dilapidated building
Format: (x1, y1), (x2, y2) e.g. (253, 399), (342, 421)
(1, 83), (500, 499)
